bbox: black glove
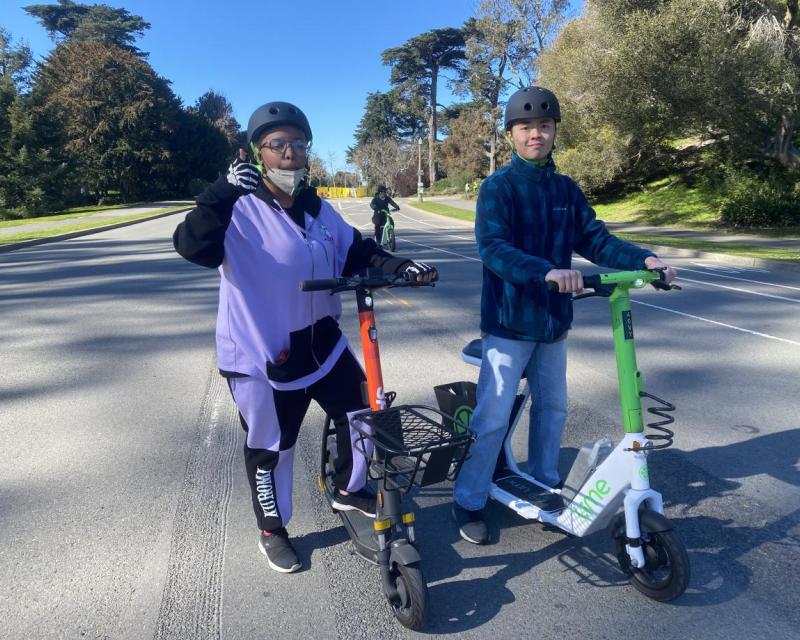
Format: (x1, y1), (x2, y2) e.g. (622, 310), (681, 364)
(226, 158), (260, 194)
(400, 261), (438, 282)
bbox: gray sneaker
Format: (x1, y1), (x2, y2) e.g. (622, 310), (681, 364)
(258, 528), (301, 573)
(452, 504), (489, 545)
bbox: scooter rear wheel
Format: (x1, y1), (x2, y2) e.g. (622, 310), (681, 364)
(388, 561), (428, 630)
(614, 509), (690, 602)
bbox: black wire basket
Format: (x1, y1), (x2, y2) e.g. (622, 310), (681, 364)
(351, 405), (473, 493)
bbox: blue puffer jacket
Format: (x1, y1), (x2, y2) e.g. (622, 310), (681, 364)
(476, 154), (655, 342)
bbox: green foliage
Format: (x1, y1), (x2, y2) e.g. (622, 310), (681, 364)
(24, 0), (151, 55)
(438, 107), (495, 179)
(539, 0), (800, 189)
(188, 178), (210, 197)
(555, 126), (627, 192)
(429, 173), (472, 195)
(719, 168), (800, 228)
(382, 28), (467, 182)
(191, 90), (240, 146)
(352, 91), (424, 146)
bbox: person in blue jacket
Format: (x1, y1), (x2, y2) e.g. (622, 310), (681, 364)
(452, 87), (677, 545)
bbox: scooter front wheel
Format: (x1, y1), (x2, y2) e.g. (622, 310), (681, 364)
(613, 509), (690, 602)
(388, 561), (428, 630)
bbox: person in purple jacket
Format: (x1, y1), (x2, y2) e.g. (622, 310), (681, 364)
(173, 101), (436, 573)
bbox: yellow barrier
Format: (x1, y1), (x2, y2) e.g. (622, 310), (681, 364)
(316, 187), (366, 199)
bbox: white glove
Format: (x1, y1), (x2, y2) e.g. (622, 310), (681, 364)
(401, 261), (438, 282)
(226, 159), (260, 194)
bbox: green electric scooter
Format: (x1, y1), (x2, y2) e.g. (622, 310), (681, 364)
(458, 269), (690, 601)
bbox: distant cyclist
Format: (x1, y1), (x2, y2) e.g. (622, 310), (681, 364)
(370, 185), (400, 244)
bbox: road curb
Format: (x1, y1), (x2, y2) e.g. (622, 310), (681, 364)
(0, 207), (192, 254)
(402, 202), (800, 273)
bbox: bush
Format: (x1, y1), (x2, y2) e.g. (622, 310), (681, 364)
(555, 126), (627, 194)
(719, 170), (800, 228)
(429, 172), (472, 195)
(188, 177), (210, 197)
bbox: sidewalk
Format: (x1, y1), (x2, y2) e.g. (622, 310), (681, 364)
(0, 201), (193, 239)
(402, 196), (800, 271)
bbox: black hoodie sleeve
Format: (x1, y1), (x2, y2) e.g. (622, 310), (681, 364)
(387, 196), (400, 210)
(342, 228), (412, 276)
(172, 176), (241, 268)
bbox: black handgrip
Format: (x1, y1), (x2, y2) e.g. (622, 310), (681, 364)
(582, 274), (601, 289)
(300, 278), (346, 292)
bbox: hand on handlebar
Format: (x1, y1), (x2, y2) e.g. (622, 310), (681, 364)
(545, 269), (584, 294)
(401, 261), (438, 283)
(644, 256), (677, 284)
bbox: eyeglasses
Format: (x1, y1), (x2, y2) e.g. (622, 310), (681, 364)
(259, 138), (310, 155)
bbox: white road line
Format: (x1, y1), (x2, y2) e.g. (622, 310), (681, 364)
(398, 238), (482, 263)
(677, 277), (800, 304)
(678, 267), (800, 293)
(631, 300), (800, 346)
(395, 211), (474, 241)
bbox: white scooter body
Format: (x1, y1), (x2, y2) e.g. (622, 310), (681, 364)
(462, 351), (662, 569)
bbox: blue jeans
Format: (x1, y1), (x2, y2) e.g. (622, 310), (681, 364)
(453, 334), (568, 511)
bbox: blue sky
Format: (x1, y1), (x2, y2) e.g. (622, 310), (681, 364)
(1, 0), (582, 168)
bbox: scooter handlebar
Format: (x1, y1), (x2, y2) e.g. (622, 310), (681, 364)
(300, 278), (347, 292)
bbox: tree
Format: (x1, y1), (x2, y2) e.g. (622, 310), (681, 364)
(24, 0), (151, 55)
(537, 0), (800, 191)
(350, 139), (414, 194)
(353, 90), (425, 146)
(306, 152), (329, 186)
(382, 28), (466, 183)
(438, 106), (497, 179)
(192, 90), (240, 147)
(459, 2), (570, 173)
(36, 40), (183, 201)
(473, 0), (570, 88)
(0, 28), (33, 92)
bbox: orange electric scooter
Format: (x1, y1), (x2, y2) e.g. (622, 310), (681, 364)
(301, 268), (473, 630)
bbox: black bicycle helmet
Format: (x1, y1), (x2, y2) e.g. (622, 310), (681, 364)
(504, 86), (561, 130)
(247, 101), (313, 144)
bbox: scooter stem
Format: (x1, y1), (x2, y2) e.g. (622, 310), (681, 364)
(608, 282), (645, 434)
(356, 288), (386, 410)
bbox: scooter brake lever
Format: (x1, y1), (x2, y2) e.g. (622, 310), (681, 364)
(651, 280), (681, 292)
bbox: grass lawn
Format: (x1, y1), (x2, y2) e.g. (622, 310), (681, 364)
(0, 202), (147, 227)
(409, 201), (476, 222)
(615, 232), (800, 263)
(0, 206), (189, 245)
(591, 178), (721, 227)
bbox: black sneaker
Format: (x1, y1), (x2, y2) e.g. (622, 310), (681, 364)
(332, 488), (377, 518)
(258, 528), (301, 573)
(452, 504), (489, 545)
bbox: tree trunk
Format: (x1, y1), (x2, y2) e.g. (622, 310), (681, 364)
(768, 113), (800, 168)
(489, 131), (496, 174)
(429, 65), (438, 185)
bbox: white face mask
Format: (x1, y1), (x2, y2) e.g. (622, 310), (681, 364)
(265, 167), (306, 195)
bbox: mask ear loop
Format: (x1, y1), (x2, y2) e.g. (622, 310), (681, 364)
(249, 141), (265, 175)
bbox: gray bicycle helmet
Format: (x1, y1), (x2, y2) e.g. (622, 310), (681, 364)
(247, 101), (313, 144)
(504, 86), (561, 130)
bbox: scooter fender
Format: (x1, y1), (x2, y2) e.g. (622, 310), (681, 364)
(614, 507), (674, 541)
(389, 541), (421, 566)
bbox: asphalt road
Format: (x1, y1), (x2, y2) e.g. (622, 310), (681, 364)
(1, 200), (798, 639)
